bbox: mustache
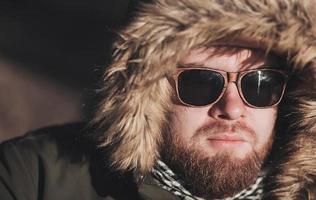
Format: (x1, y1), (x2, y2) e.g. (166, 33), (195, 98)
(194, 121), (256, 141)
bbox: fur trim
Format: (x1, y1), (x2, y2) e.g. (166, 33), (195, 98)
(92, 0), (316, 198)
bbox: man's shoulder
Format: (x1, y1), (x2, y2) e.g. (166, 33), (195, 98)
(0, 123), (140, 199)
(1, 122), (93, 170)
(0, 123), (180, 200)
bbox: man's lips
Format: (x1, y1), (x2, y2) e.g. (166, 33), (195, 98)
(207, 134), (246, 142)
(206, 134), (249, 148)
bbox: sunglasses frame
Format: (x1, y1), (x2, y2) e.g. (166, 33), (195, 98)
(172, 66), (289, 108)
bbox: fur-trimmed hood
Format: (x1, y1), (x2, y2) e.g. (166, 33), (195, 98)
(92, 0), (316, 199)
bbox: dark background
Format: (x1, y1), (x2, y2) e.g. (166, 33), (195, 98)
(0, 0), (134, 141)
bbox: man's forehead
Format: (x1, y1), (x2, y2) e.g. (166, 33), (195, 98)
(179, 46), (280, 71)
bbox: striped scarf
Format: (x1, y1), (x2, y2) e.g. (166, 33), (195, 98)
(152, 160), (264, 200)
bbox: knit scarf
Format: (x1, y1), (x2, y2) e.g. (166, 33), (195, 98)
(152, 160), (264, 200)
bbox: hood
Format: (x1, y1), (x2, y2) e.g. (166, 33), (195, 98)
(91, 0), (316, 198)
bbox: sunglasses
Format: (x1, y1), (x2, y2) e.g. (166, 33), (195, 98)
(171, 66), (289, 108)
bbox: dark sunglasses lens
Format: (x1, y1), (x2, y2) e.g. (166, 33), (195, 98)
(241, 70), (285, 107)
(178, 69), (224, 106)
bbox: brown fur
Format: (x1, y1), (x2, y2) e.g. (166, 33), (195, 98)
(91, 0), (316, 198)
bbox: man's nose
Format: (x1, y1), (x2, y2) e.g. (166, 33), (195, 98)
(208, 82), (246, 120)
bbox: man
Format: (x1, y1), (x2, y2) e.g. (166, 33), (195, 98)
(1, 0), (316, 199)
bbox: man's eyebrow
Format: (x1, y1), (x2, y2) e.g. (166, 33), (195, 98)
(178, 62), (204, 68)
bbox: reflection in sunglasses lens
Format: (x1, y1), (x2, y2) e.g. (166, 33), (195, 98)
(241, 71), (285, 107)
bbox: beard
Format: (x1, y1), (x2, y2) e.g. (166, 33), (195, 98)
(160, 121), (274, 199)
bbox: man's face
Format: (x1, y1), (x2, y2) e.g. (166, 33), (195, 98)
(162, 47), (279, 198)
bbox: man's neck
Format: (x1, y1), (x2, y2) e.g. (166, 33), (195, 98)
(152, 160), (266, 200)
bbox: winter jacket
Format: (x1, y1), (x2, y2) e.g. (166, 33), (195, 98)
(2, 0), (316, 199)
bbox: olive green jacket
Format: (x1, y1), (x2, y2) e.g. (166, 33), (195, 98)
(0, 123), (178, 200)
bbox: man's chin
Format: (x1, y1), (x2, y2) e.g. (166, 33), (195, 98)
(162, 144), (265, 199)
(200, 141), (253, 159)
